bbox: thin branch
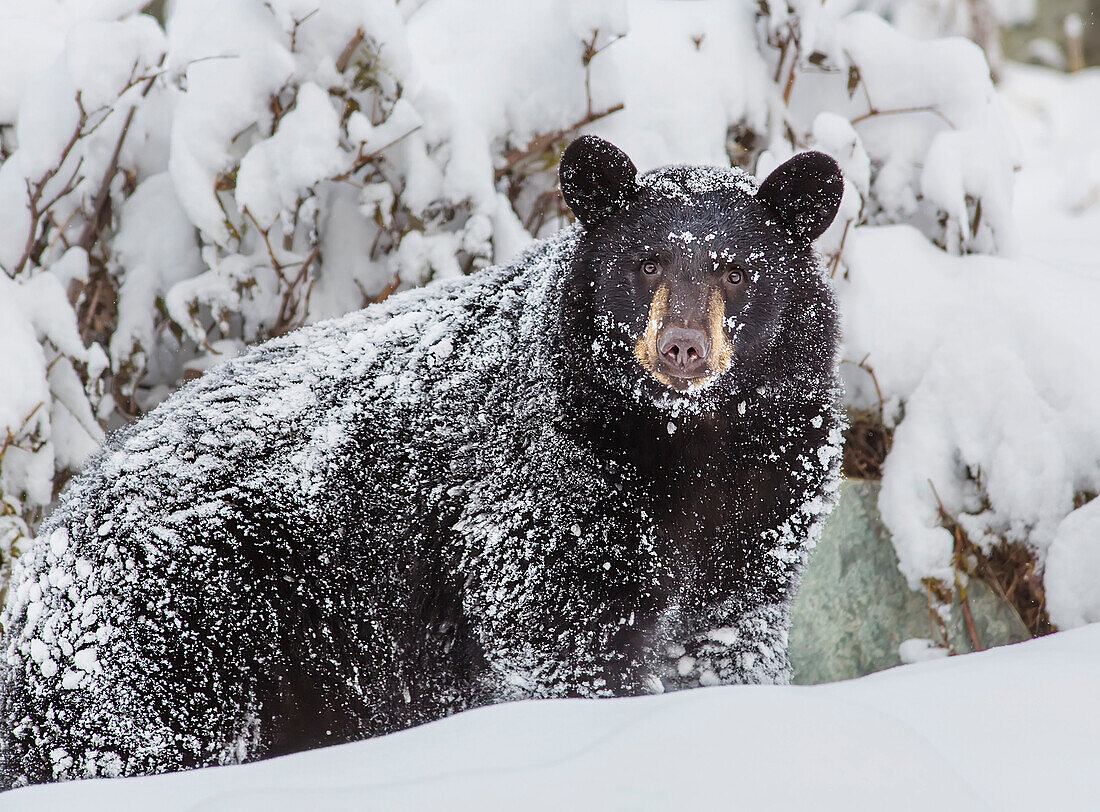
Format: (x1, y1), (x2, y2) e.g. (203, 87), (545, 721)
(827, 219), (850, 278)
(10, 93), (88, 277)
(334, 125), (422, 182)
(39, 156), (85, 215)
(0, 402), (46, 469)
(841, 354), (885, 418)
(494, 103), (625, 182)
(272, 245), (321, 337)
(77, 64), (160, 252)
(243, 207), (288, 283)
(581, 29), (624, 118)
(850, 104), (956, 129)
(928, 479), (984, 653)
(336, 29), (365, 73)
(79, 271), (107, 336)
(289, 8), (320, 53)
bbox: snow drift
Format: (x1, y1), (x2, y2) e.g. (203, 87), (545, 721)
(5, 624), (1100, 810)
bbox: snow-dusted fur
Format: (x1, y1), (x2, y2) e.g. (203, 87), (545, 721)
(0, 160), (843, 788)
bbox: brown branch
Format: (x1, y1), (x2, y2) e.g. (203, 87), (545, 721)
(79, 271), (106, 336)
(581, 29), (624, 118)
(271, 246), (321, 337)
(47, 208), (80, 256)
(77, 66), (161, 252)
(524, 188), (568, 236)
(289, 8), (320, 53)
(243, 207), (288, 284)
(494, 103), (625, 182)
(782, 60), (798, 106)
(959, 584), (982, 651)
(827, 219), (851, 278)
(773, 34), (789, 84)
(850, 104), (956, 129)
(841, 354), (885, 418)
(370, 274), (401, 305)
(929, 479), (983, 653)
(40, 157), (85, 215)
(334, 125), (422, 182)
(336, 29), (365, 74)
(0, 401), (46, 469)
(9, 93), (89, 277)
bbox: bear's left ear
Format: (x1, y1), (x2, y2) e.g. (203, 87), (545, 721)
(559, 135), (639, 227)
(756, 151), (843, 242)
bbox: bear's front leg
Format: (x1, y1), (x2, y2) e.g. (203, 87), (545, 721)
(457, 509), (675, 703)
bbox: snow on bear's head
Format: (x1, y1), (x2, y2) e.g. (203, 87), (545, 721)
(559, 135), (842, 410)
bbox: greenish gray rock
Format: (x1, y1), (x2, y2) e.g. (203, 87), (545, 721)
(790, 479), (1031, 685)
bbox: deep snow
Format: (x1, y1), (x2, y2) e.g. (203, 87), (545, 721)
(6, 623), (1100, 810)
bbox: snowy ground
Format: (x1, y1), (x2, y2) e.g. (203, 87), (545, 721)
(7, 624), (1099, 810)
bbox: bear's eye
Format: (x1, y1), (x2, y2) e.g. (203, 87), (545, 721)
(641, 260), (659, 276)
(726, 267), (744, 285)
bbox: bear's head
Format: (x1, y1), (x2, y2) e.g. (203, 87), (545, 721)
(559, 135), (842, 411)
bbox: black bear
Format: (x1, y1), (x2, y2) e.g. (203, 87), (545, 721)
(0, 136), (843, 788)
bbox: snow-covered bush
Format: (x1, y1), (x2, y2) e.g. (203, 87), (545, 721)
(854, 0), (1037, 79)
(2, 0), (1096, 649)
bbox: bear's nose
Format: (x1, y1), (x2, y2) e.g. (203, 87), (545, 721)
(657, 327), (709, 376)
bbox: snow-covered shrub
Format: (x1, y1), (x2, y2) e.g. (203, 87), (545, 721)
(4, 0), (1095, 648)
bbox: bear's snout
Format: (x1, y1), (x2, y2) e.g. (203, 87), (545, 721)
(657, 326), (710, 378)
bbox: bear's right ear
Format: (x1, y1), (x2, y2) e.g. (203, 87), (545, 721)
(756, 151), (843, 242)
(559, 135), (639, 227)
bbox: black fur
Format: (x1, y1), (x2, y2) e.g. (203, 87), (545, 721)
(756, 151), (843, 241)
(559, 135), (640, 226)
(0, 138), (843, 789)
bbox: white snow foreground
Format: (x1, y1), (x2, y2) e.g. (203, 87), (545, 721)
(6, 625), (1099, 811)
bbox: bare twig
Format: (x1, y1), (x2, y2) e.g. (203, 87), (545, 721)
(827, 219), (851, 278)
(581, 29), (624, 118)
(850, 104), (956, 129)
(841, 354), (884, 417)
(79, 271), (107, 336)
(9, 94), (90, 277)
(243, 207), (288, 283)
(77, 62), (162, 253)
(371, 274), (401, 304)
(928, 480), (983, 652)
(336, 29), (365, 74)
(335, 125), (423, 182)
(524, 188), (568, 235)
(0, 402), (46, 469)
(271, 245), (321, 337)
(494, 104), (625, 182)
(289, 8), (320, 53)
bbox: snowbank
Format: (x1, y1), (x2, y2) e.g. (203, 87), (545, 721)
(6, 625), (1099, 810)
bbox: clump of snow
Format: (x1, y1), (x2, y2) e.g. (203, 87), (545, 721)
(898, 637), (950, 664)
(1046, 499), (1100, 628)
(234, 82), (346, 229)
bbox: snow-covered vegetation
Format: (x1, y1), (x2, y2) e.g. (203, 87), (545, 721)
(0, 0), (1097, 701)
